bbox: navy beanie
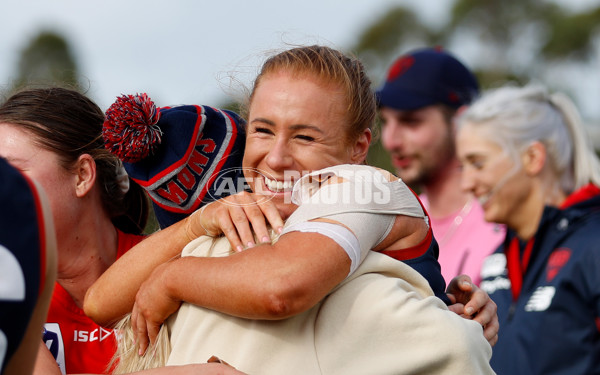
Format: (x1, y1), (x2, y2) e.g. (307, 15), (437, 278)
(103, 94), (246, 228)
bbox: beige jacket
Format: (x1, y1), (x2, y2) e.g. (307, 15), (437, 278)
(166, 235), (495, 375)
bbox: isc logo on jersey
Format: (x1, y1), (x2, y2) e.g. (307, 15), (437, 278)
(73, 327), (113, 342)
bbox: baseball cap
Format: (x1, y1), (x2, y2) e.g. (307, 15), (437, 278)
(375, 47), (479, 110)
(103, 93), (246, 228)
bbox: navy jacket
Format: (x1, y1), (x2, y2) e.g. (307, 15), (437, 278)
(0, 158), (44, 374)
(480, 185), (600, 375)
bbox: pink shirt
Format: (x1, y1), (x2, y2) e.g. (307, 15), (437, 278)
(420, 195), (505, 286)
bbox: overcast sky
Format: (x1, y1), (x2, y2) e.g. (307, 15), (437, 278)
(2, 0), (599, 124)
(1, 0), (448, 110)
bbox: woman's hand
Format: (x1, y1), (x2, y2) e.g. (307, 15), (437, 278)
(131, 260), (182, 355)
(446, 274), (499, 346)
(188, 191), (285, 252)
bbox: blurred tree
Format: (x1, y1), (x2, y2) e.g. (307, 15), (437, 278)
(11, 30), (81, 92)
(352, 0), (600, 171)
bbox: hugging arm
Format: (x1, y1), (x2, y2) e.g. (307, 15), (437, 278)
(446, 274), (499, 346)
(83, 218), (193, 327)
(131, 230), (352, 354)
(83, 192), (285, 327)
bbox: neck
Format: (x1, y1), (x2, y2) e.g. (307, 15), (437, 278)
(511, 182), (565, 241)
(422, 159), (471, 218)
(57, 211), (119, 308)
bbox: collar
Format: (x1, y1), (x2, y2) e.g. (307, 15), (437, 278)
(560, 183), (600, 209)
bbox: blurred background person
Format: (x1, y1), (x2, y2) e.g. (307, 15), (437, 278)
(376, 47), (505, 285)
(457, 83), (600, 374)
(0, 157), (57, 375)
(0, 87), (149, 374)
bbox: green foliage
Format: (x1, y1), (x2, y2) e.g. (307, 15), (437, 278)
(353, 7), (425, 56)
(350, 0), (600, 162)
(542, 7), (600, 59)
(12, 30), (81, 92)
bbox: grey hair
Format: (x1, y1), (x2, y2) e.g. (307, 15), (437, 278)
(456, 84), (600, 195)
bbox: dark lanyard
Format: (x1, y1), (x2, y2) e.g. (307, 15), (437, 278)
(506, 237), (535, 301)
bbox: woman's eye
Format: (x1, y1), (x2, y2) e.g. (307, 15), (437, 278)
(253, 127), (273, 135)
(295, 134), (315, 142)
(471, 160), (485, 170)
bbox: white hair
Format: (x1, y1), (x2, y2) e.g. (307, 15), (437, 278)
(456, 83), (600, 194)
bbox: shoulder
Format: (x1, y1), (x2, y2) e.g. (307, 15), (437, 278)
(290, 164), (414, 208)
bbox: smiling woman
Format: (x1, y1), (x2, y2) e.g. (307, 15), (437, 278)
(85, 45), (496, 374)
(456, 83), (600, 375)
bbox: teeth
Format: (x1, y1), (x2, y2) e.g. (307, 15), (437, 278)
(264, 177), (293, 192)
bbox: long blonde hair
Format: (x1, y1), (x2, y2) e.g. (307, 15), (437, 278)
(109, 315), (171, 374)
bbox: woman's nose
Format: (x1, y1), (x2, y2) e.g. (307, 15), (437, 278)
(265, 138), (294, 171)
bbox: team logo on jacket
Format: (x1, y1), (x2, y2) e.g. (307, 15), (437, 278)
(524, 286), (555, 311)
(546, 247), (571, 282)
(480, 254), (510, 294)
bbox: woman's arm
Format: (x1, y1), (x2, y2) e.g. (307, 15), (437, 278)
(84, 192), (285, 327)
(83, 218), (191, 327)
(32, 343), (62, 375)
(131, 230), (351, 354)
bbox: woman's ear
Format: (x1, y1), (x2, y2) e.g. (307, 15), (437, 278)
(351, 128), (372, 164)
(522, 141), (547, 176)
(75, 154), (97, 198)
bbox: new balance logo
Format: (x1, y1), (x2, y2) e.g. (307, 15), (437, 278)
(524, 286), (555, 312)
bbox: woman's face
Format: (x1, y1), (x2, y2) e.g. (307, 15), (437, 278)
(0, 123), (78, 243)
(457, 123), (532, 226)
(243, 71), (364, 218)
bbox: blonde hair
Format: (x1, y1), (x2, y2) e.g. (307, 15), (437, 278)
(457, 83), (600, 195)
(109, 315), (171, 374)
(242, 45), (376, 144)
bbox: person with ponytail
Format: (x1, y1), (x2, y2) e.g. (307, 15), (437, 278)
(456, 83), (600, 375)
(0, 87), (151, 374)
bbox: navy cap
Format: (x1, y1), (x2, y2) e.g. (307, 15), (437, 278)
(376, 47), (479, 110)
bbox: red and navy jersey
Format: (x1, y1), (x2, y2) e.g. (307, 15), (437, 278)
(0, 158), (47, 374)
(480, 184), (600, 374)
(43, 230), (144, 374)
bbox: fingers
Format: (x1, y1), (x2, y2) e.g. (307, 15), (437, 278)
(446, 274), (475, 308)
(132, 305), (149, 355)
(470, 291), (497, 326)
(202, 192), (284, 252)
(217, 203), (256, 252)
(446, 302), (465, 315)
(446, 274), (474, 294)
(147, 321), (161, 349)
(483, 316), (500, 346)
